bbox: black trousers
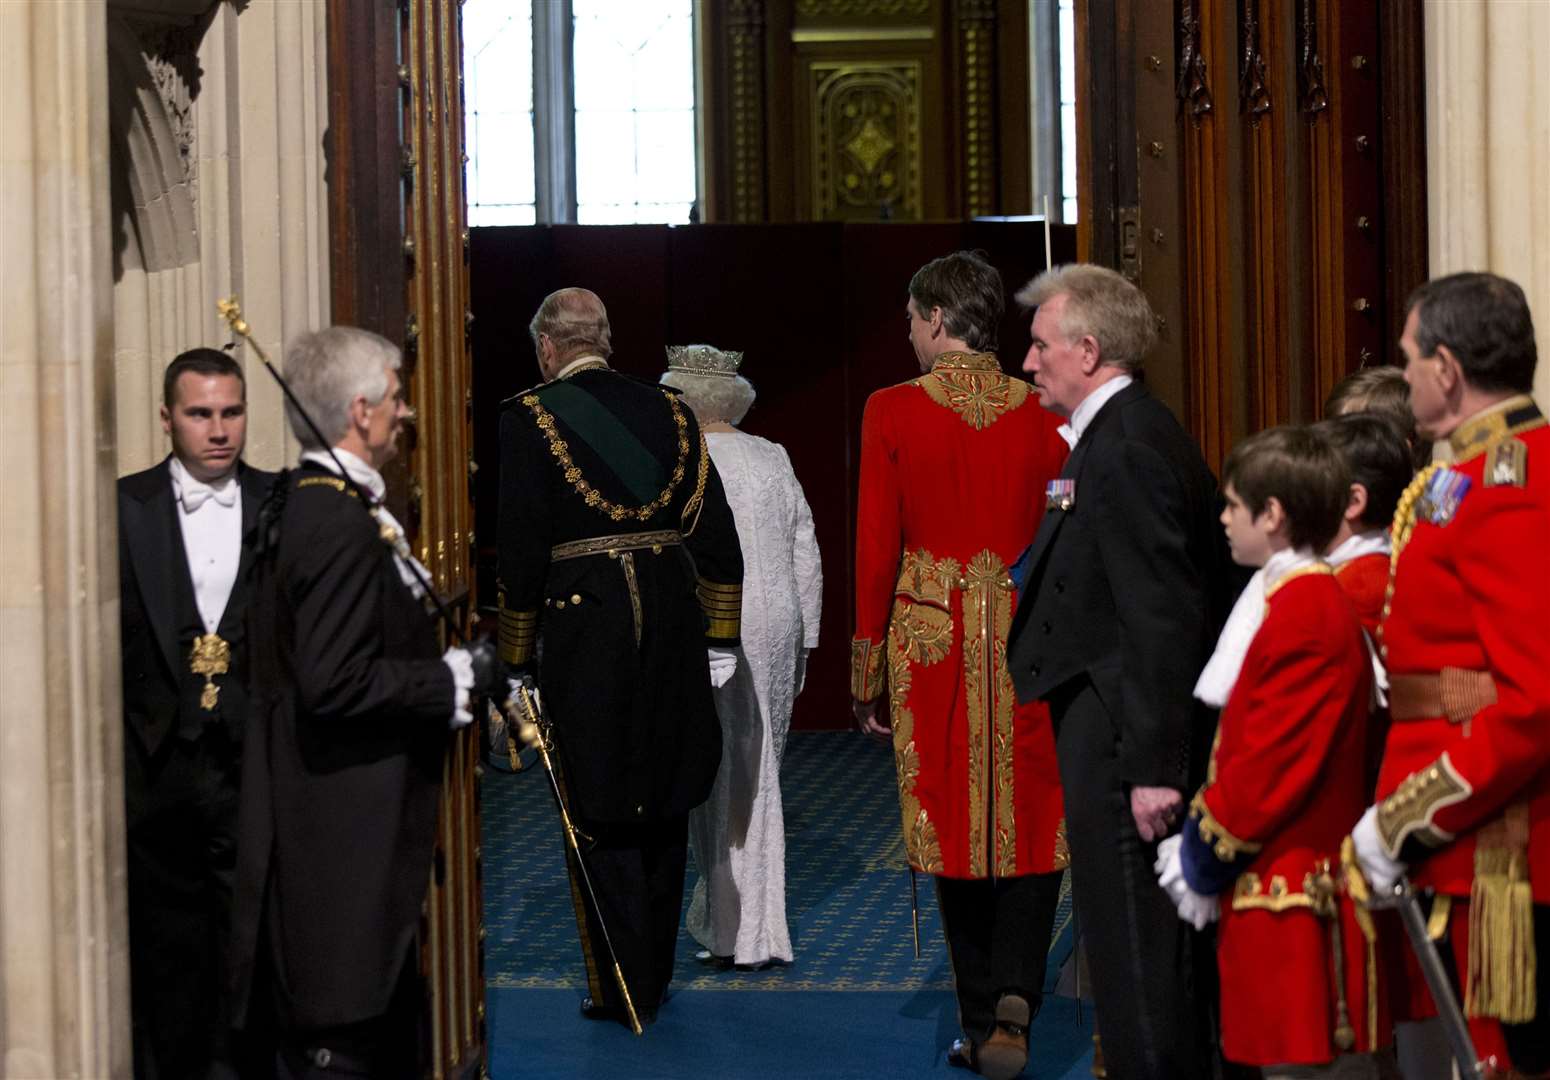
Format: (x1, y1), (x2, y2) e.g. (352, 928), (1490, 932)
(125, 723), (242, 1080)
(1495, 904), (1550, 1074)
(937, 870), (1065, 1043)
(566, 813), (690, 1021)
(1050, 677), (1215, 1080)
(256, 944), (423, 1080)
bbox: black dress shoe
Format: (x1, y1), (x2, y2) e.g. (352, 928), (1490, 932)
(947, 1037), (978, 1071)
(579, 996), (657, 1027)
(579, 996), (622, 1022)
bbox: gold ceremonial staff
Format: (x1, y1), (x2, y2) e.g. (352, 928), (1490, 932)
(505, 677), (645, 1035)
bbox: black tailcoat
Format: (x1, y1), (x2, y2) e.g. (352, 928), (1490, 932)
(118, 456), (275, 1077)
(1009, 381), (1235, 1079)
(231, 462), (454, 1033)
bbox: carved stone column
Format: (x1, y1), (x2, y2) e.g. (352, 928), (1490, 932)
(0, 2), (129, 1077)
(109, 0), (331, 476)
(1425, 1), (1550, 403)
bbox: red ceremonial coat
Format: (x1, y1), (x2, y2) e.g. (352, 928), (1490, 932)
(852, 351), (1069, 879)
(1375, 399), (1550, 899)
(1373, 397), (1550, 1042)
(1187, 567), (1384, 1067)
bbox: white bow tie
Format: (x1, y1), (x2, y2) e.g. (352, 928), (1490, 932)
(179, 478), (237, 513)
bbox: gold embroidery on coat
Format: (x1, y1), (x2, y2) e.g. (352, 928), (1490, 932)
(890, 600), (953, 667)
(1052, 817), (1070, 870)
(851, 637), (886, 700)
(888, 646), (943, 872)
(1190, 791), (1263, 861)
(915, 368), (1030, 430)
(523, 388), (691, 523)
(896, 548), (958, 609)
(1230, 872), (1319, 913)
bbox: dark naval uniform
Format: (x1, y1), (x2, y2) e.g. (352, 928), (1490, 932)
(118, 457), (275, 1079)
(497, 358), (742, 1020)
(232, 461), (456, 1075)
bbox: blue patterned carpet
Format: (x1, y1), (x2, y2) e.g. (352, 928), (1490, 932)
(482, 730), (1093, 1078)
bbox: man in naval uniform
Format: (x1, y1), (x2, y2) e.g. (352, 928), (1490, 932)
(119, 347), (276, 1079)
(1353, 272), (1550, 1076)
(851, 250), (1070, 1080)
(497, 287), (743, 1028)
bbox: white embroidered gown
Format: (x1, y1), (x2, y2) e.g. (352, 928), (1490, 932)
(686, 431), (822, 965)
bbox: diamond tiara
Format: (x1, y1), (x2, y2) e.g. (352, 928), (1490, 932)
(665, 344), (744, 379)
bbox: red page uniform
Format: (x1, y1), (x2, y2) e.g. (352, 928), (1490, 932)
(1181, 566), (1386, 1067)
(1373, 397), (1550, 1058)
(852, 352), (1068, 879)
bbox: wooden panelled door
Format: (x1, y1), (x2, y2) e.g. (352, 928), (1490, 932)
(1076, 0), (1428, 470)
(327, 2), (484, 1078)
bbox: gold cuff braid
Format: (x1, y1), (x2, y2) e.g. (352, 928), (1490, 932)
(1376, 753), (1469, 857)
(1190, 790), (1263, 862)
(696, 577), (741, 641)
(498, 590), (538, 666)
(850, 637), (886, 701)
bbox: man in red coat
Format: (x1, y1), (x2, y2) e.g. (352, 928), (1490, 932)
(1159, 425), (1389, 1075)
(851, 250), (1069, 1080)
(1352, 272), (1550, 1075)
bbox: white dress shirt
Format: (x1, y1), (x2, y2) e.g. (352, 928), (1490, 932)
(169, 456), (243, 634)
(1057, 373), (1135, 449)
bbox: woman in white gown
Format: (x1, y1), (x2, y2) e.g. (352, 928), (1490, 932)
(662, 345), (822, 968)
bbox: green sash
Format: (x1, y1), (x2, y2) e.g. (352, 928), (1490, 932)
(539, 381), (667, 505)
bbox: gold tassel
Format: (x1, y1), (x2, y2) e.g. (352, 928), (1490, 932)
(1341, 836), (1380, 1051)
(1466, 802), (1536, 1022)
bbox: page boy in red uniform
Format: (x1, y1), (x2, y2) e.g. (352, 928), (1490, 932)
(1156, 426), (1393, 1077)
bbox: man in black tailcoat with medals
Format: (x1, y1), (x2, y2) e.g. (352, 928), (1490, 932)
(497, 287), (743, 1028)
(119, 347), (276, 1079)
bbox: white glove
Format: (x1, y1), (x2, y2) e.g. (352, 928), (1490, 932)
(442, 646), (475, 729)
(1352, 804), (1406, 896)
(1154, 833), (1220, 931)
(708, 648), (737, 689)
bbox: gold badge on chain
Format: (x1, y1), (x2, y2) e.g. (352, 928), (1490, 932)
(190, 633), (231, 711)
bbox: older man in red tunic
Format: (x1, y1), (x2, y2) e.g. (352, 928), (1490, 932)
(1353, 272), (1550, 1076)
(851, 250), (1069, 1080)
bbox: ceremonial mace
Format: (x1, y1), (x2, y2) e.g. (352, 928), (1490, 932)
(220, 300), (646, 1034)
(507, 677), (645, 1035)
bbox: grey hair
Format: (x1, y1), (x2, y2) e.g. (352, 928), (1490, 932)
(1014, 263), (1158, 372)
(660, 371), (757, 425)
(283, 327), (401, 449)
(529, 287), (612, 359)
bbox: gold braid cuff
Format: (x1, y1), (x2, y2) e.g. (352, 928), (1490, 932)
(696, 577), (742, 642)
(498, 589), (539, 667)
(1375, 753), (1469, 857)
(1190, 791), (1263, 862)
(850, 637), (886, 701)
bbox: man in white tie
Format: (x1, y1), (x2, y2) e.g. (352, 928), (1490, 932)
(118, 347), (277, 1079)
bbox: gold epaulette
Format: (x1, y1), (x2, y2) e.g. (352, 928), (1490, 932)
(497, 585), (538, 667)
(696, 577), (741, 641)
(1447, 394), (1544, 463)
